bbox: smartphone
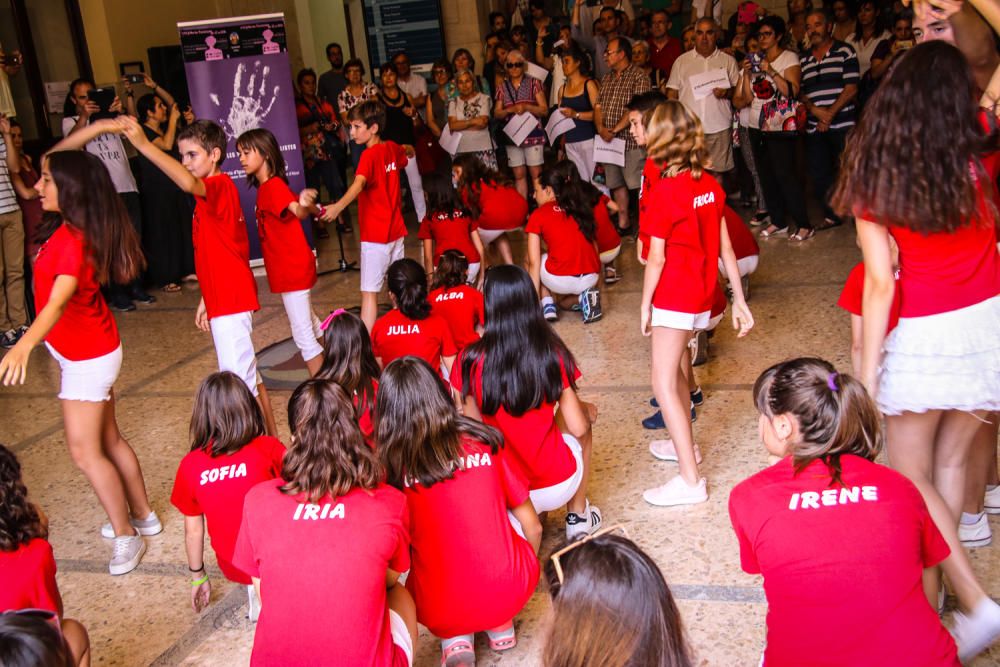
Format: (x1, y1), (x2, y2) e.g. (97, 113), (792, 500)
(749, 52), (763, 74)
(87, 87), (117, 119)
(125, 73), (145, 84)
(895, 40), (914, 50)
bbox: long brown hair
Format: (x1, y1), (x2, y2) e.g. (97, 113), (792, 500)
(315, 311), (380, 423)
(542, 533), (693, 667)
(831, 41), (998, 233)
(645, 101), (707, 180)
(376, 357), (502, 489)
(44, 151), (145, 285)
(453, 153), (514, 219)
(282, 380), (383, 501)
(753, 357), (883, 485)
(236, 128), (287, 188)
(189, 372), (265, 457)
(0, 445), (47, 552)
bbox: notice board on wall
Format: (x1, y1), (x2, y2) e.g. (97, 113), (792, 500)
(362, 0), (446, 69)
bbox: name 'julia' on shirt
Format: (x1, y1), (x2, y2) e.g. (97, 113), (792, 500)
(387, 324), (421, 335)
(788, 485), (879, 510)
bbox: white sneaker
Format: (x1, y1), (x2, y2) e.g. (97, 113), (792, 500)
(101, 511), (163, 539)
(642, 476), (708, 507)
(985, 486), (1000, 515)
(247, 584), (261, 622)
(649, 439), (703, 464)
(565, 501), (603, 540)
(953, 597), (1000, 661)
(959, 513), (992, 548)
(109, 534), (146, 575)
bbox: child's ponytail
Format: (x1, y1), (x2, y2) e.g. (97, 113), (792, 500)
(387, 258), (431, 320)
(431, 250), (470, 290)
(753, 357), (883, 484)
(538, 161), (596, 242)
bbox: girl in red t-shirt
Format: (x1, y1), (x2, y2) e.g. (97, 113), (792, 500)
(549, 160), (623, 284)
(377, 357), (541, 666)
(455, 265), (602, 540)
(418, 171), (486, 286)
(452, 154), (528, 265)
(730, 358), (960, 667)
(232, 380), (416, 667)
(371, 258), (458, 377)
(0, 444), (90, 666)
(830, 42), (1000, 659)
(639, 102), (754, 508)
(527, 163), (603, 323)
(429, 250), (486, 352)
(316, 309), (381, 442)
(0, 150), (159, 577)
(170, 371), (286, 620)
(237, 129), (325, 376)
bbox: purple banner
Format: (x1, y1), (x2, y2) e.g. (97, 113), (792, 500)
(178, 14), (309, 263)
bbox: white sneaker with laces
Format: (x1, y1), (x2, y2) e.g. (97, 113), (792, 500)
(959, 513), (992, 548)
(565, 501), (603, 540)
(109, 533), (146, 575)
(101, 511), (163, 539)
(985, 486), (1000, 515)
(953, 597), (1000, 661)
(642, 475), (708, 507)
(649, 439), (703, 464)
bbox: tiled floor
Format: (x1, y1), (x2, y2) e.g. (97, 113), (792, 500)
(4, 212), (1000, 666)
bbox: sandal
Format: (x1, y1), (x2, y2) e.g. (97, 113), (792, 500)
(486, 623), (517, 652)
(759, 224), (787, 238)
(814, 217), (843, 231)
(161, 283), (182, 293)
(790, 228), (815, 241)
(441, 639), (475, 666)
(750, 211), (771, 226)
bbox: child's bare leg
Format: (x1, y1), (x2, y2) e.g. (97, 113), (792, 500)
(361, 291), (379, 331)
(256, 383), (278, 437)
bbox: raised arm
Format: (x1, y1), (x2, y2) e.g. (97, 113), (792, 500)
(49, 118), (121, 152)
(116, 115), (205, 197)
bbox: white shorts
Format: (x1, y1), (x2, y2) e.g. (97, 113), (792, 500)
(46, 343), (122, 402)
(388, 609), (414, 666)
(280, 290), (323, 361)
(600, 246), (622, 265)
(360, 239), (406, 293)
(506, 144), (545, 168)
(209, 311), (259, 395)
(528, 433), (584, 513)
(718, 254), (759, 277)
(478, 227), (521, 245)
(540, 254), (599, 296)
(704, 311), (724, 331)
(651, 307), (711, 331)
(467, 262), (481, 285)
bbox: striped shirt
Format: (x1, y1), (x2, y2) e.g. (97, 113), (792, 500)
(0, 137), (18, 215)
(800, 40), (860, 133)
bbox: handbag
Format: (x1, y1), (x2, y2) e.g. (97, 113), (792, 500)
(758, 86), (806, 134)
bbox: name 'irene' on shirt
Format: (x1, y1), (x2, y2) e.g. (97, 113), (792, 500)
(199, 463), (248, 485)
(292, 502), (346, 520)
(789, 486), (879, 510)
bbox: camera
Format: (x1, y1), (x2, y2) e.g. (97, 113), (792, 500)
(125, 73), (145, 84)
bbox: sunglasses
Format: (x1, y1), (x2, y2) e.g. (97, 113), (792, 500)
(505, 62), (524, 69)
(549, 524), (629, 585)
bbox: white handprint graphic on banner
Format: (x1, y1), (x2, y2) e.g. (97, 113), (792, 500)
(208, 60), (280, 139)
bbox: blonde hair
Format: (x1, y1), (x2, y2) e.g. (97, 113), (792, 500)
(644, 100), (707, 179)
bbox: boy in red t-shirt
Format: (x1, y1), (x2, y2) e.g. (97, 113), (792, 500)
(118, 117), (277, 436)
(321, 101), (413, 331)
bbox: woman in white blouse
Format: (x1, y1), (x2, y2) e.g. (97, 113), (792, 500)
(447, 69), (496, 170)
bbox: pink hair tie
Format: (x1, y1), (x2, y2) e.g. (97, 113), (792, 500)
(827, 372), (839, 392)
(320, 308), (347, 330)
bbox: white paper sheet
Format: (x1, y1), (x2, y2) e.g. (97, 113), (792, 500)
(689, 68), (730, 100)
(593, 136), (626, 167)
(525, 61), (550, 83)
(545, 110), (576, 143)
(503, 112), (539, 147)
(439, 125), (462, 155)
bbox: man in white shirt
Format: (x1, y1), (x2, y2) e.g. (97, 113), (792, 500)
(665, 18), (738, 175)
(392, 51), (427, 109)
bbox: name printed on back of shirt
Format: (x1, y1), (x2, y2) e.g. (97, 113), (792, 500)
(434, 291), (465, 302)
(385, 162), (397, 174)
(388, 324), (421, 335)
(404, 450), (493, 488)
(693, 192), (716, 208)
(292, 502), (346, 520)
(200, 463), (248, 485)
(788, 486), (879, 510)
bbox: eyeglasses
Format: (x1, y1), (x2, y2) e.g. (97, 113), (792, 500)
(505, 62), (524, 69)
(433, 69), (447, 75)
(758, 30), (775, 36)
(549, 524), (629, 585)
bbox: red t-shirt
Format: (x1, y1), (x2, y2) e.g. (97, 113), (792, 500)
(371, 309), (458, 370)
(638, 158), (663, 262)
(404, 438), (540, 637)
(525, 202), (601, 277)
(193, 173), (260, 319)
(594, 195), (621, 254)
(642, 171), (725, 314)
(255, 178), (317, 294)
(0, 539), (62, 614)
(356, 381), (378, 443)
(450, 353), (578, 490)
(418, 209), (481, 264)
(723, 206), (760, 260)
(170, 435), (286, 584)
(463, 182), (528, 231)
(837, 262), (902, 334)
(729, 456), (958, 667)
(429, 285), (485, 350)
(33, 224), (119, 361)
(233, 481), (410, 667)
(357, 141), (408, 244)
(648, 36), (682, 77)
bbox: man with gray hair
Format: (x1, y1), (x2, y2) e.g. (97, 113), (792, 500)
(665, 18), (738, 175)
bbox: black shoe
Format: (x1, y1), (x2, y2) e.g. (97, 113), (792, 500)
(316, 227), (331, 239)
(110, 296), (136, 312)
(130, 289), (156, 305)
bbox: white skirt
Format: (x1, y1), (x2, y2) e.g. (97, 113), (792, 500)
(878, 295), (1000, 415)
